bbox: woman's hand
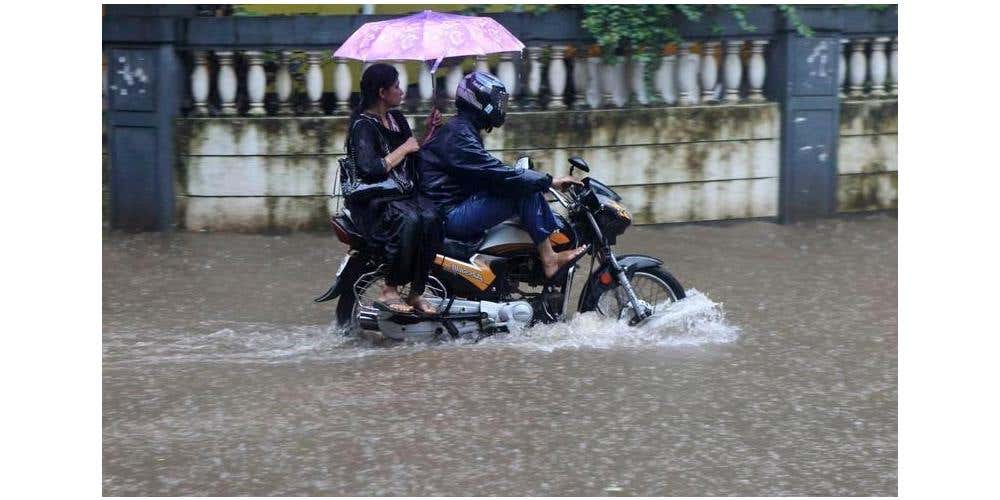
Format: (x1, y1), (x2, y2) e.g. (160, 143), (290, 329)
(425, 108), (444, 129)
(401, 137), (420, 155)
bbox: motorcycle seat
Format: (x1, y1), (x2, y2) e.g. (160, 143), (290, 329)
(440, 237), (481, 261)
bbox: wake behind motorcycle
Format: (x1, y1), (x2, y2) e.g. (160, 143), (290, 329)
(315, 156), (686, 342)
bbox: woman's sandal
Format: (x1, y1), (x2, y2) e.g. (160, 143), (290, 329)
(373, 297), (414, 314)
(408, 298), (440, 317)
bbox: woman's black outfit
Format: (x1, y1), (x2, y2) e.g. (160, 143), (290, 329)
(345, 109), (442, 296)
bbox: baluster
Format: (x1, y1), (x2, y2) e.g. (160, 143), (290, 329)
(275, 51), (293, 115)
(600, 58), (615, 108)
(869, 36), (890, 97)
(722, 40), (743, 104)
(190, 50), (210, 115)
(548, 45), (569, 109)
(586, 52), (603, 109)
(305, 51), (324, 115)
(475, 55), (491, 74)
(839, 39), (848, 99)
(630, 54), (649, 106)
(656, 49), (677, 106)
(445, 61), (464, 111)
(700, 41), (720, 104)
(525, 46), (543, 109)
(244, 51), (266, 116)
(677, 42), (696, 106)
(848, 38), (869, 98)
(889, 38), (898, 96)
(570, 46), (587, 109)
(747, 39), (769, 102)
(393, 60), (408, 97)
(216, 51), (238, 115)
(613, 56), (629, 107)
(418, 62), (434, 112)
(497, 52), (518, 110)
(333, 56), (352, 115)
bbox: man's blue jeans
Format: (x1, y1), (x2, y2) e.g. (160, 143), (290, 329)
(444, 191), (560, 245)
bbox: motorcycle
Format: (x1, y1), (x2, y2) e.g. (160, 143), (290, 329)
(315, 156), (686, 342)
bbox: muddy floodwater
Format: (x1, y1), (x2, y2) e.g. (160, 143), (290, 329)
(103, 214), (897, 496)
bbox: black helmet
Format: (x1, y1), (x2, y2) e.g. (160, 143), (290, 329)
(455, 71), (509, 130)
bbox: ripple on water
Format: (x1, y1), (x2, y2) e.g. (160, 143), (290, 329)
(103, 289), (739, 366)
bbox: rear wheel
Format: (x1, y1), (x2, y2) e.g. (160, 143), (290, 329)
(335, 268), (448, 335)
(593, 267), (686, 322)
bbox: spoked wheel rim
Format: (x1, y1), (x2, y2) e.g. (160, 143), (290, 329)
(596, 271), (680, 321)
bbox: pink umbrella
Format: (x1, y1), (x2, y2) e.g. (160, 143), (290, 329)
(334, 10), (524, 138)
(334, 10), (525, 72)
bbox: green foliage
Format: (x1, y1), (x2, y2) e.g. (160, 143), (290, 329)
(578, 4), (822, 98)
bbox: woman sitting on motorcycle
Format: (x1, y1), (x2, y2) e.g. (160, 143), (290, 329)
(344, 63), (444, 314)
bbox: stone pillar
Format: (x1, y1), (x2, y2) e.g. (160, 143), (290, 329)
(418, 62), (434, 112)
(888, 38), (898, 96)
(722, 40), (743, 104)
(525, 46), (543, 109)
(656, 52), (677, 106)
(586, 55), (603, 109)
(497, 53), (518, 110)
(190, 50), (210, 115)
(216, 51), (238, 115)
(548, 45), (569, 109)
(747, 40), (769, 102)
(244, 51), (266, 116)
(275, 51), (294, 115)
(677, 43), (696, 106)
(305, 51), (324, 115)
(629, 55), (649, 106)
(848, 38), (868, 98)
(333, 57), (352, 115)
(571, 47), (587, 109)
(838, 39), (848, 99)
(869, 36), (890, 97)
(700, 41), (720, 103)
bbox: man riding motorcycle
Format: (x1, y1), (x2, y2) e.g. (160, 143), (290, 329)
(418, 71), (588, 283)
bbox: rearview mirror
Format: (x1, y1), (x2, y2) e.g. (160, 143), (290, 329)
(568, 156), (590, 173)
(515, 156), (535, 170)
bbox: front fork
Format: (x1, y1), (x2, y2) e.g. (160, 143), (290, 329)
(584, 212), (652, 326)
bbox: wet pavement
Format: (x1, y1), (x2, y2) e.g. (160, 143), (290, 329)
(103, 213), (897, 495)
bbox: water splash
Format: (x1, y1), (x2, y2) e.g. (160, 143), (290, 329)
(476, 289), (740, 352)
(104, 290), (738, 366)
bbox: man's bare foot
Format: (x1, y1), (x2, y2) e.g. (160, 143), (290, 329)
(543, 245), (589, 280)
(406, 294), (438, 315)
(376, 287), (413, 313)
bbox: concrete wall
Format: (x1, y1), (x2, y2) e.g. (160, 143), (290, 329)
(176, 104), (781, 232)
(837, 99), (897, 212)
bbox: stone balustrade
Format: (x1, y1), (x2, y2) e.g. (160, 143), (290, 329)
(841, 36), (897, 99)
(184, 40), (779, 116)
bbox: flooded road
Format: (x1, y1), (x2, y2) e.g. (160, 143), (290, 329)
(103, 214), (897, 496)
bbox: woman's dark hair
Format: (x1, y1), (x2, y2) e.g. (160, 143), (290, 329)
(349, 63), (399, 123)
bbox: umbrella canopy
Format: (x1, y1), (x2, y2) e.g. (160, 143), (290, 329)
(333, 10), (524, 68)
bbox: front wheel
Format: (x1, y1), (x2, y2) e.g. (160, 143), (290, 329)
(591, 266), (686, 322)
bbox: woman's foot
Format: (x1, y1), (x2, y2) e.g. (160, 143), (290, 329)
(543, 244), (590, 280)
(375, 286), (413, 314)
(406, 294), (439, 315)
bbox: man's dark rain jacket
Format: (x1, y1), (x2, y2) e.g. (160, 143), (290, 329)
(417, 110), (553, 215)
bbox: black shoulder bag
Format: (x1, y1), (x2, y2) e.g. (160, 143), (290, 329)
(339, 115), (414, 204)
